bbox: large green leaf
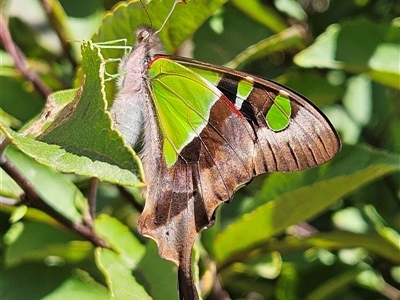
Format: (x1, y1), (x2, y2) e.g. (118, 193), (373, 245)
(0, 42), (144, 187)
(214, 144), (400, 263)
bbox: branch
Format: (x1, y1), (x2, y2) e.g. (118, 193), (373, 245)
(40, 0), (78, 69)
(0, 149), (107, 248)
(0, 14), (52, 98)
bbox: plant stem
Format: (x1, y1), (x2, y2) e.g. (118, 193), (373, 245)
(0, 14), (52, 99)
(0, 149), (107, 248)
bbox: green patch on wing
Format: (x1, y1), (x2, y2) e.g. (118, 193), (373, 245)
(148, 57), (220, 167)
(237, 79), (254, 100)
(266, 91), (291, 131)
(184, 65), (222, 86)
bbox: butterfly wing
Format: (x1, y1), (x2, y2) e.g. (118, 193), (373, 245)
(176, 56), (341, 172)
(137, 56), (340, 299)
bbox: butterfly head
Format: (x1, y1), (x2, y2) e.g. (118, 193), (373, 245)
(134, 26), (166, 58)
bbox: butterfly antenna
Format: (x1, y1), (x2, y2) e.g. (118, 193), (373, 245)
(155, 0), (185, 34)
(139, 0), (153, 28)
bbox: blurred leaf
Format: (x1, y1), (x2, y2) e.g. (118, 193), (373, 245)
(305, 268), (362, 300)
(3, 145), (87, 223)
(0, 108), (22, 129)
(332, 207), (369, 233)
(231, 0), (288, 32)
(8, 17), (56, 59)
(214, 144), (400, 263)
(0, 74), (44, 123)
(276, 70), (344, 106)
(225, 25), (306, 69)
(0, 262), (108, 300)
(194, 3), (275, 65)
(39, 272), (109, 300)
(94, 214), (145, 268)
(343, 74), (372, 126)
(4, 220), (92, 267)
(0, 168), (23, 199)
(95, 248), (151, 300)
(294, 18), (400, 89)
(135, 241), (179, 300)
(9, 205), (28, 223)
(274, 0), (307, 21)
(270, 231), (400, 264)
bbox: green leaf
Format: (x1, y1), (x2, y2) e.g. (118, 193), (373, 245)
(231, 0), (288, 32)
(275, 71), (344, 107)
(305, 268), (363, 300)
(21, 89), (79, 137)
(0, 72), (44, 123)
(95, 248), (151, 300)
(4, 220), (92, 267)
(294, 18), (400, 89)
(214, 144), (400, 263)
(135, 241), (179, 300)
(94, 214), (145, 268)
(0, 168), (23, 199)
(224, 25), (306, 69)
(0, 263), (108, 300)
(343, 74), (372, 126)
(3, 145), (87, 223)
(40, 273), (109, 300)
(274, 0), (307, 21)
(0, 42), (144, 187)
(264, 231), (400, 264)
(0, 108), (22, 129)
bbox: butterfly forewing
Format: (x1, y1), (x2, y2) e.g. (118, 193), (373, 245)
(172, 55), (341, 172)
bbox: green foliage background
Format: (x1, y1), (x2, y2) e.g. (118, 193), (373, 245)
(1, 0), (399, 299)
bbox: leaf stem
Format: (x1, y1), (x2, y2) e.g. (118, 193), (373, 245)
(88, 177), (99, 220)
(40, 0), (78, 69)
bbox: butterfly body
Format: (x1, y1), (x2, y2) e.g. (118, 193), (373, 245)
(111, 27), (340, 300)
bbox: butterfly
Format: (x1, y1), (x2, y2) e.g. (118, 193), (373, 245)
(109, 5), (341, 300)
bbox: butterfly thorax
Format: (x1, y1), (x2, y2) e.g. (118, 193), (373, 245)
(111, 27), (165, 150)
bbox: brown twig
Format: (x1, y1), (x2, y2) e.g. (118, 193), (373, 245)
(40, 0), (78, 69)
(0, 14), (52, 99)
(0, 149), (107, 248)
(88, 177), (99, 220)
